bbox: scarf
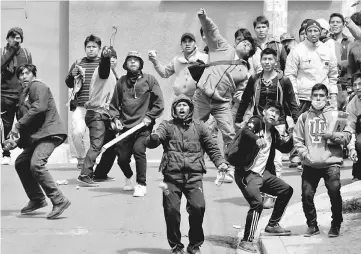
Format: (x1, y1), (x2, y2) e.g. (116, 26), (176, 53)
(3, 44), (20, 74)
(126, 70), (143, 85)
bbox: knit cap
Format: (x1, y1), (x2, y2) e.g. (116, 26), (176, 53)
(305, 20), (322, 32)
(6, 27), (24, 43)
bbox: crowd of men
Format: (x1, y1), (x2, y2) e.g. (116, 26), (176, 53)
(1, 7), (361, 254)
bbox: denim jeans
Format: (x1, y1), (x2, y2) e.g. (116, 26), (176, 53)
(1, 95), (18, 157)
(302, 165), (343, 227)
(81, 110), (117, 178)
(290, 100), (312, 163)
(71, 106), (90, 160)
(192, 90), (235, 147)
(14, 137), (65, 205)
(352, 134), (361, 179)
(274, 124), (286, 177)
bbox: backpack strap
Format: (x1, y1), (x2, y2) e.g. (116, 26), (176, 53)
(22, 48), (29, 62)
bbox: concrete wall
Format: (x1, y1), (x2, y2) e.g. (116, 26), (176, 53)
(2, 0), (360, 162)
(69, 1), (264, 122)
(1, 0), (69, 131)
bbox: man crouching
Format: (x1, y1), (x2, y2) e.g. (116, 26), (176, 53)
(4, 64), (70, 219)
(235, 101), (294, 253)
(145, 95), (229, 254)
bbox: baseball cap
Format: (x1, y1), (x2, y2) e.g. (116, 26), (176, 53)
(181, 33), (196, 42)
(280, 33), (295, 43)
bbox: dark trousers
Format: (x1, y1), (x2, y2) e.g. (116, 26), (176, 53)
(352, 134), (361, 179)
(115, 127), (151, 186)
(1, 95), (18, 157)
(235, 170), (293, 242)
(302, 165), (343, 227)
(14, 137), (65, 205)
(163, 180), (205, 250)
(81, 110), (117, 178)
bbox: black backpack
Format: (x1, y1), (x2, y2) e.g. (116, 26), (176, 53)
(225, 116), (263, 167)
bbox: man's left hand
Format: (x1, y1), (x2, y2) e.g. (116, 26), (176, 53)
(321, 131), (333, 140)
(8, 125), (19, 139)
(142, 117), (152, 127)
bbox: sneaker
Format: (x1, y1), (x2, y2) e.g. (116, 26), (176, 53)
(21, 199), (48, 214)
(265, 223), (291, 236)
(186, 245), (201, 254)
(123, 177), (134, 191)
(172, 246), (185, 254)
(289, 162), (301, 168)
(237, 240), (257, 253)
(352, 177), (360, 183)
(77, 175), (99, 187)
(47, 197), (71, 219)
(93, 176), (115, 182)
(216, 171), (234, 183)
(328, 225), (340, 238)
(297, 164), (303, 171)
(133, 184), (147, 197)
(304, 225), (320, 237)
(1, 156), (11, 165)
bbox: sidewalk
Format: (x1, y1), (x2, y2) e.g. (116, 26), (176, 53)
(258, 180), (361, 254)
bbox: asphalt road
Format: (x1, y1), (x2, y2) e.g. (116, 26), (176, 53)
(0, 160), (354, 254)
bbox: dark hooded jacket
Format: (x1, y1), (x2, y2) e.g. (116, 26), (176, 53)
(145, 94), (226, 184)
(15, 79), (67, 148)
(235, 71), (299, 125)
(235, 115), (294, 176)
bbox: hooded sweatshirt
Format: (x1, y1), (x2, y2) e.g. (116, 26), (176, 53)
(197, 14), (249, 102)
(109, 73), (164, 129)
(145, 94), (226, 184)
(345, 95), (361, 151)
(285, 39), (338, 101)
(1, 44), (32, 98)
(153, 48), (208, 97)
(235, 71), (299, 125)
(293, 105), (351, 168)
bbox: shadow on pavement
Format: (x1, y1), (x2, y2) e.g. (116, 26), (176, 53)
(214, 196), (249, 206)
(116, 248), (170, 254)
(50, 167), (78, 172)
(88, 187), (133, 195)
(205, 235), (237, 249)
(1, 209), (22, 217)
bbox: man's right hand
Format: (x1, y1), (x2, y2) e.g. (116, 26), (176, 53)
(9, 40), (20, 48)
(71, 66), (79, 77)
(256, 138), (267, 149)
(111, 119), (123, 132)
(148, 50), (158, 64)
(197, 8), (206, 17)
(150, 132), (160, 142)
(349, 149), (358, 163)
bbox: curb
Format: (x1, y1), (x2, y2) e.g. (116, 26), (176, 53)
(258, 181), (361, 254)
(259, 235), (287, 254)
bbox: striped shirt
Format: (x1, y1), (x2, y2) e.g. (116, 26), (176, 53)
(75, 58), (100, 106)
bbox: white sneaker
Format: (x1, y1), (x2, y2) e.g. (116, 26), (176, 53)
(123, 177), (134, 191)
(133, 184), (147, 197)
(1, 156), (11, 165)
